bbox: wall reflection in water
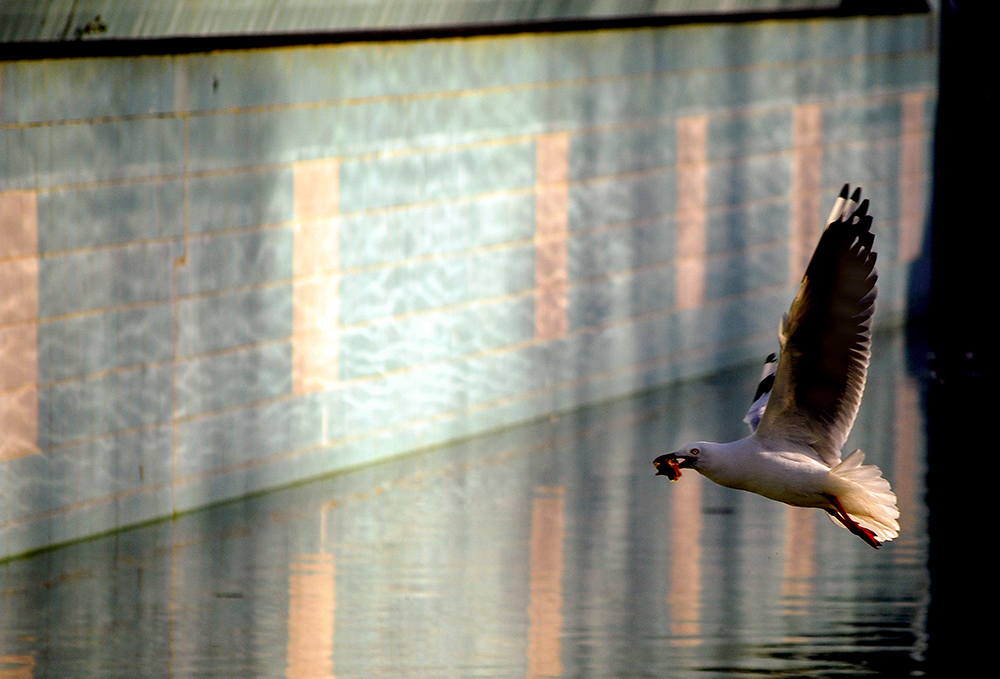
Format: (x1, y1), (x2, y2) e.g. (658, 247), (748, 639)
(0, 328), (928, 677)
(287, 553), (335, 678)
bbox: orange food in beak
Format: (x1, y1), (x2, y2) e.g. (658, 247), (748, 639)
(665, 457), (682, 481)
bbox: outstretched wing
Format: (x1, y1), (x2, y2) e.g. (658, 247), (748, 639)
(743, 353), (777, 433)
(755, 185), (877, 466)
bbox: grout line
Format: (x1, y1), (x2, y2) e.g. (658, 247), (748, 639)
(20, 124), (933, 214)
(0, 51), (936, 132)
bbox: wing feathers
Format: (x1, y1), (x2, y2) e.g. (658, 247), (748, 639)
(824, 183), (850, 225)
(744, 353), (777, 433)
(756, 185), (877, 466)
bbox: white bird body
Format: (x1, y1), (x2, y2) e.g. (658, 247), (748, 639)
(690, 439), (834, 507)
(683, 437), (898, 542)
(655, 185), (900, 548)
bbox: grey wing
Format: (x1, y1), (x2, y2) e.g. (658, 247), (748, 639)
(755, 185), (877, 466)
(743, 353), (777, 433)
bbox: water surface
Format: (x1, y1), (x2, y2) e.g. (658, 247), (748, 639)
(0, 328), (929, 677)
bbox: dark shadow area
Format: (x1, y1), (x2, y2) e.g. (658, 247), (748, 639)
(923, 1), (993, 673)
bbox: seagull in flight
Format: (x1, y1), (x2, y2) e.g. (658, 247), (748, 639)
(654, 185), (899, 549)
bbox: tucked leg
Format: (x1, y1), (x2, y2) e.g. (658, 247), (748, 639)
(822, 493), (881, 549)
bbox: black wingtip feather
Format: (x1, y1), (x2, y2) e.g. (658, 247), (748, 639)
(855, 198), (869, 216)
(751, 373), (776, 404)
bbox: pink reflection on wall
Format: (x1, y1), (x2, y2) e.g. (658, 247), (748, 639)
(534, 133), (569, 341)
(675, 115), (707, 311)
(900, 92), (929, 264)
(292, 160), (341, 396)
(0, 190), (39, 462)
(791, 103), (823, 284)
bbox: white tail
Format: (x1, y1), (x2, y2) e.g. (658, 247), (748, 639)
(829, 449), (900, 542)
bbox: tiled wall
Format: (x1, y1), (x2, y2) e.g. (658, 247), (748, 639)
(0, 14), (936, 560)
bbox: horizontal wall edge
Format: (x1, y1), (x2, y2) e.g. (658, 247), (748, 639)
(0, 1), (929, 61)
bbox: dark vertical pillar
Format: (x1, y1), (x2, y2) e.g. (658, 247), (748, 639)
(925, 2), (993, 673)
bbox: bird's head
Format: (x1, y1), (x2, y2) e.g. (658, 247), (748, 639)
(653, 443), (705, 482)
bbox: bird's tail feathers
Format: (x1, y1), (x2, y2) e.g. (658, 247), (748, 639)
(829, 449), (900, 542)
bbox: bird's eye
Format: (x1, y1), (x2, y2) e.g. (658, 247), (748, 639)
(690, 447), (700, 455)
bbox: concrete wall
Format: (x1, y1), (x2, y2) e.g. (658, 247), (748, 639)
(0, 13), (936, 560)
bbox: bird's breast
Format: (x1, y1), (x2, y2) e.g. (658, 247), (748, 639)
(702, 449), (833, 508)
